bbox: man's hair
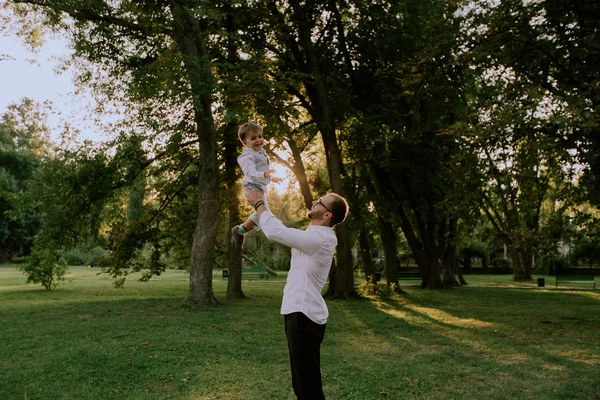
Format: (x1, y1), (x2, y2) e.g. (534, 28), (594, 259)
(328, 193), (349, 227)
(238, 122), (263, 143)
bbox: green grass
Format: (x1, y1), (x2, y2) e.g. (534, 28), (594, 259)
(1, 265), (599, 400)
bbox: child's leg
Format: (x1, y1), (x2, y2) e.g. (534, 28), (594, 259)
(241, 184), (266, 232)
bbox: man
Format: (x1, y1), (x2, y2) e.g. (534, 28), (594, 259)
(244, 189), (349, 400)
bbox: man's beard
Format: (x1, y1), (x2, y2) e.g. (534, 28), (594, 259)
(307, 209), (321, 220)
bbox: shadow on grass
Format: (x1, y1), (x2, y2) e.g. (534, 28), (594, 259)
(324, 286), (600, 399)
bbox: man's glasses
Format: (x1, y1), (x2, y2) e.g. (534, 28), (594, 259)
(313, 198), (331, 213)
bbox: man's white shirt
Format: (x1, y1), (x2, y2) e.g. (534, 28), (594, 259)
(258, 210), (337, 325)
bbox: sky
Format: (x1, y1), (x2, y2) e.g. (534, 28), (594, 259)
(0, 33), (102, 142)
(0, 31), (294, 192)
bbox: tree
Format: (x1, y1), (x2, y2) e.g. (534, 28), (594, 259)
(456, 0), (589, 280)
(341, 0), (466, 289)
(229, 0), (357, 298)
(0, 98), (48, 262)
(8, 0), (233, 304)
(570, 236), (600, 269)
(21, 241), (68, 290)
(460, 0), (599, 201)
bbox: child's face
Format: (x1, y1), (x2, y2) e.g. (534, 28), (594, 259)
(243, 130), (265, 151)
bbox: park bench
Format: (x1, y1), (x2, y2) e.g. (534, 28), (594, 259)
(555, 275), (595, 289)
(222, 268), (270, 280)
(397, 272), (422, 282)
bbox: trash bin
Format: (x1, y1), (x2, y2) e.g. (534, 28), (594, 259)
(537, 277), (545, 287)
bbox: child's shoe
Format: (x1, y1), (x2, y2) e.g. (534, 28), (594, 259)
(231, 225), (245, 249)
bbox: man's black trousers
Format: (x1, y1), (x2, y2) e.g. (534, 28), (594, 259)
(284, 312), (327, 400)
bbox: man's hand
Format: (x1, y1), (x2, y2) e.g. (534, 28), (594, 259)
(272, 177), (283, 184)
(244, 187), (264, 207)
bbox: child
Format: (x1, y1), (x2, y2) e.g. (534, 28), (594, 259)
(231, 122), (282, 249)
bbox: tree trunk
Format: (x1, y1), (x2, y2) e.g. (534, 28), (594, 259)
(510, 245), (524, 281)
(171, 1), (218, 305)
(441, 218), (461, 287)
(221, 9), (247, 300)
(285, 0), (356, 299)
(393, 201), (443, 289)
(367, 164), (444, 289)
(325, 226), (357, 299)
(223, 120), (246, 299)
(359, 229), (375, 282)
(287, 138), (314, 210)
(379, 217), (403, 294)
(270, 136), (315, 210)
(462, 248), (473, 273)
(513, 246), (533, 281)
(0, 249), (10, 264)
(226, 243), (245, 299)
(442, 250), (461, 287)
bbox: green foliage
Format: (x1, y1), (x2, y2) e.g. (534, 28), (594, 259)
(241, 230), (292, 272)
(570, 236), (600, 268)
(60, 246), (109, 267)
(0, 98), (49, 262)
(356, 277), (399, 299)
(21, 246), (68, 290)
(490, 258), (512, 275)
(98, 217), (166, 288)
(534, 254), (567, 275)
(356, 277), (381, 297)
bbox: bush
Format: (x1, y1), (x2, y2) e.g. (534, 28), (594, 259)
(21, 247), (68, 290)
(570, 237), (600, 268)
(357, 277), (381, 296)
(61, 246), (109, 266)
(535, 254), (567, 275)
(490, 257), (512, 274)
(61, 247), (88, 266)
(88, 246), (109, 267)
(356, 277), (398, 299)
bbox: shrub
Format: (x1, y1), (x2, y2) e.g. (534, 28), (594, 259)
(21, 247), (68, 290)
(357, 277), (381, 296)
(569, 237), (600, 268)
(61, 247), (88, 266)
(61, 246), (109, 266)
(356, 278), (398, 299)
(88, 246), (109, 267)
(490, 257), (512, 274)
(535, 254), (567, 275)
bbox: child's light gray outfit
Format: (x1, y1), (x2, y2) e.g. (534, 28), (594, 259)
(238, 147), (272, 231)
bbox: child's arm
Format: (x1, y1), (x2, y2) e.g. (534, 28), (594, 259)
(264, 169), (283, 183)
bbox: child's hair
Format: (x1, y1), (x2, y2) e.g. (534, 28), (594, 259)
(238, 122), (263, 143)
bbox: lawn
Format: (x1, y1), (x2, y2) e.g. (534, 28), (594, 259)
(1, 265), (599, 399)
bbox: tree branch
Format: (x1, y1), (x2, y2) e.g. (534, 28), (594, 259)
(13, 0), (172, 36)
